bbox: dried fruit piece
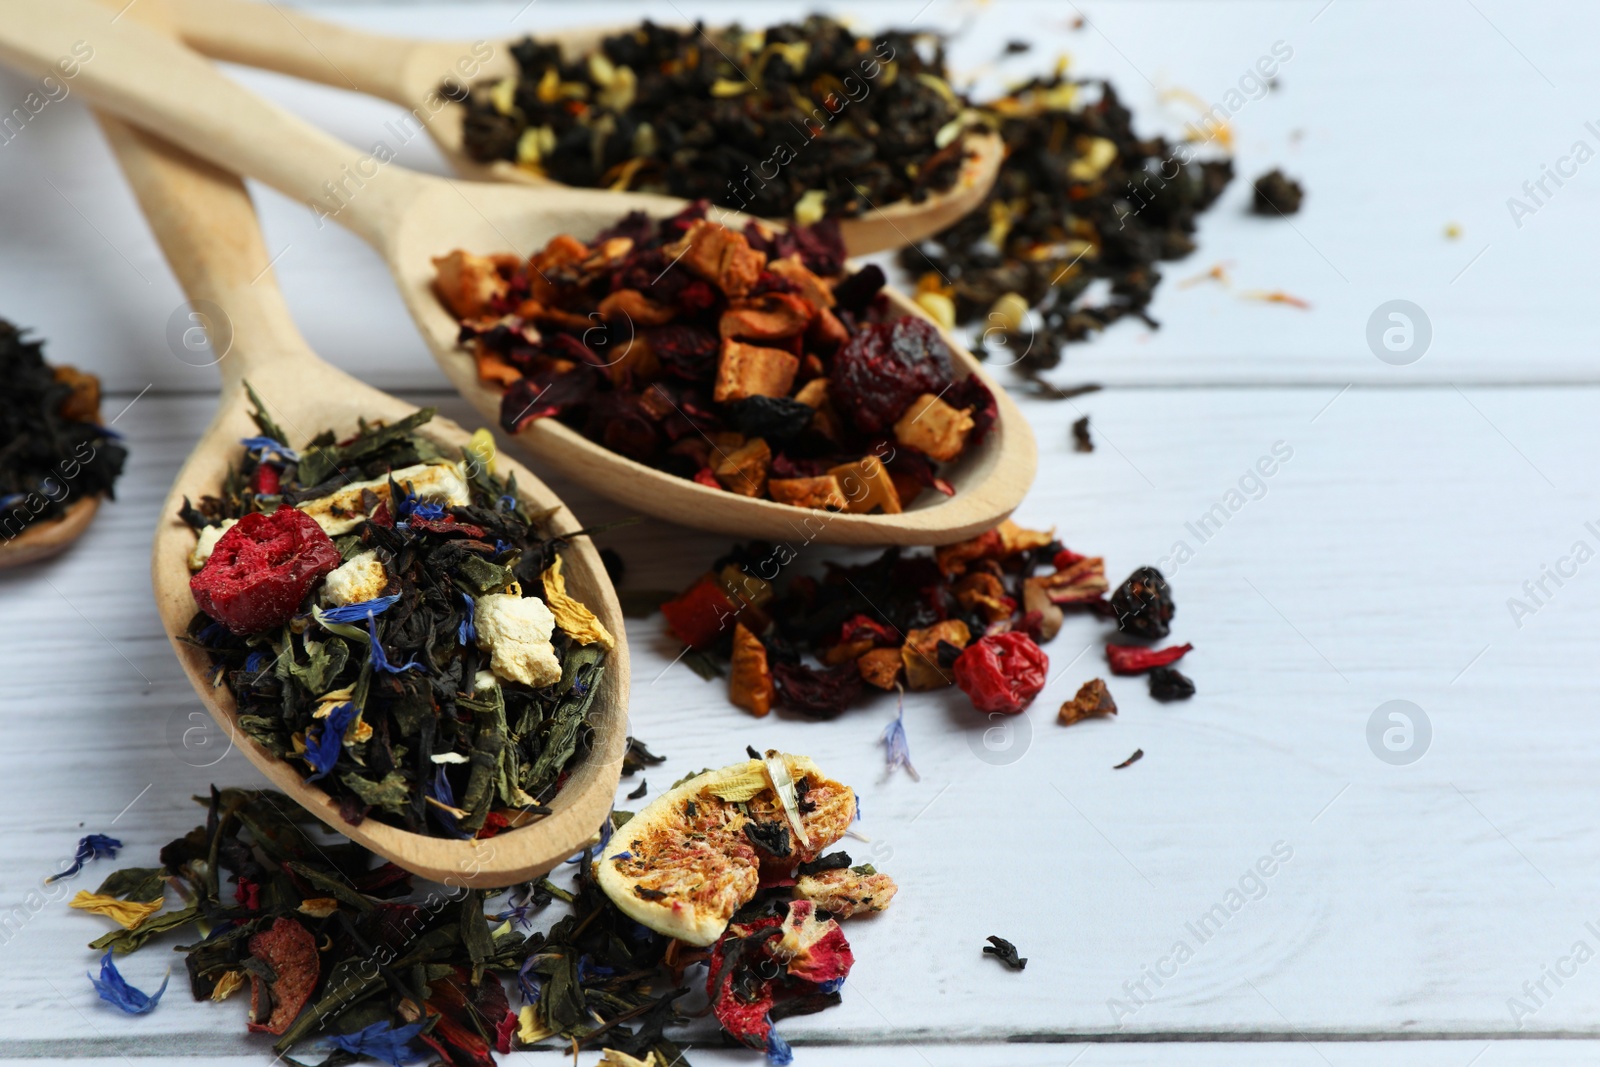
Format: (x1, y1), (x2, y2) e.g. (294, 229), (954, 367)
(1149, 666), (1196, 701)
(893, 392), (974, 462)
(794, 866), (898, 918)
(598, 754), (856, 944)
(953, 632), (1049, 714)
(714, 339), (801, 403)
(661, 573), (741, 649)
(901, 619), (971, 690)
(856, 647), (904, 690)
(431, 250), (507, 319)
(245, 917), (319, 1035)
(189, 507), (342, 635)
(832, 317), (954, 434)
(827, 455), (901, 515)
(1106, 642), (1192, 676)
(1111, 566), (1174, 638)
(729, 623), (775, 717)
(774, 900), (854, 984)
(1059, 677), (1117, 726)
(768, 475), (847, 511)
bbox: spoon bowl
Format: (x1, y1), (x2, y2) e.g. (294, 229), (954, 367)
(96, 81), (628, 885)
(166, 0), (1004, 256)
(0, 0), (1035, 546)
(0, 496), (100, 569)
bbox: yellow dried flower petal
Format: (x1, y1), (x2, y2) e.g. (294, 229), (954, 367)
(210, 970), (246, 1001)
(599, 1050), (660, 1067)
(518, 1004), (555, 1045)
(541, 556), (615, 650)
(69, 891), (163, 930)
(489, 76), (518, 116)
(794, 189), (829, 226)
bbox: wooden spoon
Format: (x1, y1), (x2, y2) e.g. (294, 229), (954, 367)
(0, 496), (99, 569)
(164, 0), (1005, 257)
(92, 82), (629, 886)
(0, 0), (1035, 546)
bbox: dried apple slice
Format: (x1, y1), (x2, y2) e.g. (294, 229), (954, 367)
(596, 753), (856, 945)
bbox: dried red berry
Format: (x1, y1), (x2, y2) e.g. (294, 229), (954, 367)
(252, 464), (279, 496)
(190, 507), (341, 635)
(1111, 565), (1175, 639)
(953, 632), (1049, 714)
(832, 317), (954, 434)
(1106, 642), (1192, 675)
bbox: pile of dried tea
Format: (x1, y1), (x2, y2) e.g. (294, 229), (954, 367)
(180, 390), (611, 837)
(73, 754), (891, 1065)
(902, 73), (1234, 374)
(453, 18), (976, 223)
(0, 318), (126, 537)
(434, 202), (996, 512)
(659, 520), (1118, 717)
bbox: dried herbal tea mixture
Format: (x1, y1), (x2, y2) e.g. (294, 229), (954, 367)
(74, 755), (891, 1065)
(661, 520), (1107, 718)
(0, 319), (126, 537)
(434, 202), (996, 511)
(453, 18), (977, 223)
(902, 73), (1233, 375)
(180, 392), (612, 836)
(658, 521), (1196, 720)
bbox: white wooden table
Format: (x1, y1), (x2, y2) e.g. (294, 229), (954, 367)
(1, 1), (1596, 1063)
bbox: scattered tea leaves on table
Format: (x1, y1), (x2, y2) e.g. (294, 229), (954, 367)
(1252, 168), (1305, 216)
(1113, 748), (1145, 770)
(1072, 415), (1094, 453)
(982, 935), (1027, 971)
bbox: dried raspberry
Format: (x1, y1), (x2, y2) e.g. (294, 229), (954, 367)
(648, 323), (721, 382)
(190, 507), (341, 635)
(832, 317), (955, 434)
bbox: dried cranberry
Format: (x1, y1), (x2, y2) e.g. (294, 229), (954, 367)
(832, 317), (954, 434)
(648, 324), (720, 381)
(953, 632), (1049, 714)
(190, 507), (341, 635)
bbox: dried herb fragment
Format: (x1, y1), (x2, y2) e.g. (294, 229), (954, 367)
(1072, 415), (1094, 452)
(983, 935), (1027, 971)
(1148, 666), (1196, 701)
(1113, 748), (1144, 769)
(1059, 678), (1117, 726)
(1252, 168), (1305, 215)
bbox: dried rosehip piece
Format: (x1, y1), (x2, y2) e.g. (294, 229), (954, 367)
(953, 632), (1049, 714)
(189, 507), (341, 635)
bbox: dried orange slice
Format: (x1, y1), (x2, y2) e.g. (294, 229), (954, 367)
(597, 752), (856, 945)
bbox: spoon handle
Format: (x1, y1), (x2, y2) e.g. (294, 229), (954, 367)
(168, 0), (442, 107)
(0, 0), (426, 250)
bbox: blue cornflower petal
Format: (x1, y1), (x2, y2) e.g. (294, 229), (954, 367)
(818, 976), (846, 994)
(318, 595), (401, 626)
(428, 766), (471, 840)
(367, 613), (423, 675)
(326, 1020), (425, 1067)
(244, 652), (267, 674)
(765, 1027), (794, 1066)
(239, 436), (299, 462)
(565, 810), (614, 864)
(88, 950), (168, 1015)
(390, 476), (418, 522)
(304, 702), (358, 782)
(497, 493), (518, 513)
(577, 955), (618, 983)
(409, 501), (446, 522)
(47, 834), (122, 884)
(879, 697), (919, 782)
(493, 539), (512, 557)
(517, 955), (542, 1005)
(458, 592), (476, 646)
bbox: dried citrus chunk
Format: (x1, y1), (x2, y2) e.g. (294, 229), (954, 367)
(597, 754), (856, 945)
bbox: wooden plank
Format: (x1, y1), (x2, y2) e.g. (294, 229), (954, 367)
(0, 384), (1593, 1048)
(0, 0), (1588, 392)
